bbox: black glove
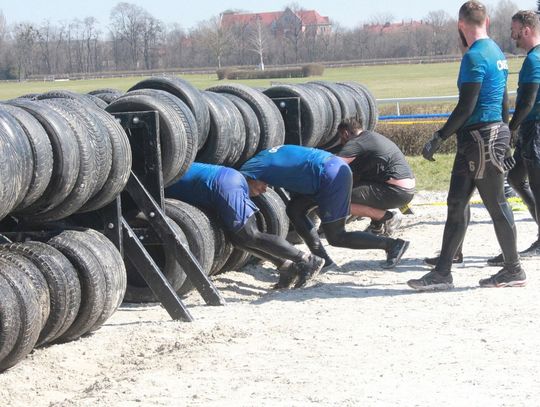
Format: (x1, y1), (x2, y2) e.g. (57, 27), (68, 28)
(422, 131), (443, 161)
(502, 149), (516, 172)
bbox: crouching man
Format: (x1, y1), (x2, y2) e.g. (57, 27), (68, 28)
(239, 144), (410, 269)
(165, 162), (324, 289)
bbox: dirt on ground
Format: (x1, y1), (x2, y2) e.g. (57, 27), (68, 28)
(1, 192), (539, 407)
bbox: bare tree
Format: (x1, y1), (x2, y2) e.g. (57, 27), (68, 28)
(109, 2), (146, 68)
(13, 22), (36, 80)
(249, 17), (267, 69)
(489, 0), (519, 53)
(141, 13), (163, 69)
(198, 15), (232, 68)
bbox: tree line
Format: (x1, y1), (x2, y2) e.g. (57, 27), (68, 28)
(0, 0), (525, 80)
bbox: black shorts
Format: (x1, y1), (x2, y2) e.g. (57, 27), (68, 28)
(351, 181), (415, 210)
(517, 120), (540, 168)
(452, 122), (510, 179)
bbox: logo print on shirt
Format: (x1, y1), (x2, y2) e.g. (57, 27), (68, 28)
(469, 161), (476, 172)
(497, 60), (508, 71)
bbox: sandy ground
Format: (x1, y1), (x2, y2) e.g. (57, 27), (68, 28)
(1, 192), (539, 407)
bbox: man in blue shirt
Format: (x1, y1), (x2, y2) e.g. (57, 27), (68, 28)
(240, 145), (410, 269)
(165, 162), (324, 289)
(408, 1), (526, 290)
(498, 10), (540, 260)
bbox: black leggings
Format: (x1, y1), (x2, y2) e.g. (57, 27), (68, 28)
(229, 215), (304, 268)
(436, 172), (519, 272)
(286, 195), (392, 261)
(507, 157), (540, 237)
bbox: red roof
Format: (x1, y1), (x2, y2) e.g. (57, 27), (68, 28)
(221, 9), (330, 29)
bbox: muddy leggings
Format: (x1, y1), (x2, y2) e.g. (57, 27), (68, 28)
(436, 172), (519, 273)
(228, 214), (304, 268)
(285, 195), (393, 263)
(507, 157), (540, 238)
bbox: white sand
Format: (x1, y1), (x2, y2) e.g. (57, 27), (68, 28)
(1, 195), (539, 407)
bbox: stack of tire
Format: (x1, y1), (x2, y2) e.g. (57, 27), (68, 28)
(0, 229), (127, 372)
(262, 81), (378, 149)
(0, 94), (132, 222)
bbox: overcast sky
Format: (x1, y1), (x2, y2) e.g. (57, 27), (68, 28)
(1, 0), (536, 30)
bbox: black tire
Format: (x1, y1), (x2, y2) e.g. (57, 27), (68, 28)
(5, 241), (81, 345)
(0, 249), (50, 333)
(61, 230), (125, 332)
(198, 91), (244, 166)
(0, 273), (22, 368)
(46, 98), (113, 197)
(48, 232), (106, 342)
(84, 94), (109, 110)
(124, 214), (188, 303)
(126, 88), (197, 183)
(29, 100), (100, 221)
(219, 93), (260, 167)
(128, 76), (210, 150)
(36, 90), (96, 108)
(0, 104), (53, 211)
(8, 99), (80, 216)
(164, 199), (215, 296)
(263, 84), (326, 147)
(106, 93), (187, 186)
(200, 209), (234, 277)
(308, 81), (358, 148)
(0, 109), (34, 210)
(93, 92), (122, 104)
(0, 257), (41, 372)
(339, 82), (379, 130)
(77, 107), (131, 212)
(206, 83), (285, 151)
(0, 125), (24, 220)
(303, 83), (342, 146)
(253, 188), (289, 238)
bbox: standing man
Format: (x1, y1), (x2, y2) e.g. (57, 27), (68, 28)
(496, 10), (540, 259)
(408, 0), (526, 290)
(335, 117), (416, 236)
(239, 145), (410, 269)
(165, 162), (324, 289)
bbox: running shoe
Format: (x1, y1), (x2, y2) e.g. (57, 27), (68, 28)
(381, 239), (409, 269)
(407, 270), (454, 291)
(383, 210), (403, 236)
(294, 254), (325, 288)
(364, 221), (384, 235)
(424, 252), (463, 266)
(479, 267), (526, 288)
(486, 253), (504, 267)
(519, 240), (540, 258)
(273, 267), (298, 289)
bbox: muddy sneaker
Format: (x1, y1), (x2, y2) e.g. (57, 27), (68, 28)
(381, 239), (409, 269)
(407, 270), (454, 291)
(364, 221), (384, 235)
(294, 255), (325, 288)
(383, 210), (403, 236)
(424, 252), (463, 266)
(519, 240), (540, 258)
(487, 252), (506, 267)
(273, 268), (298, 289)
(479, 267), (527, 288)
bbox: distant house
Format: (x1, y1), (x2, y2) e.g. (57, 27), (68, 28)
(221, 8), (332, 36)
(363, 20), (428, 34)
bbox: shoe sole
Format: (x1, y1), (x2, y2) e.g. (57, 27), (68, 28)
(479, 280), (527, 288)
(384, 216), (402, 237)
(381, 241), (410, 269)
(423, 258), (463, 266)
(407, 281), (455, 291)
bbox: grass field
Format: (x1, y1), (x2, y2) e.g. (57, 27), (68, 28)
(0, 60), (522, 191)
(0, 58), (524, 100)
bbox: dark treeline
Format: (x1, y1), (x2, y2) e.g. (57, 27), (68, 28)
(0, 1), (523, 80)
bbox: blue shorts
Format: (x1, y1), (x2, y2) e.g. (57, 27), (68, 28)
(315, 156), (352, 223)
(213, 168), (259, 232)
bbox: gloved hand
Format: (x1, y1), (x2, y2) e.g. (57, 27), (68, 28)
(422, 131), (443, 161)
(502, 149), (516, 172)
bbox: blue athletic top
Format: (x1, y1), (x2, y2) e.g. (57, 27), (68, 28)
(165, 162), (225, 207)
(458, 38), (508, 127)
(239, 145), (332, 195)
(518, 45), (540, 123)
